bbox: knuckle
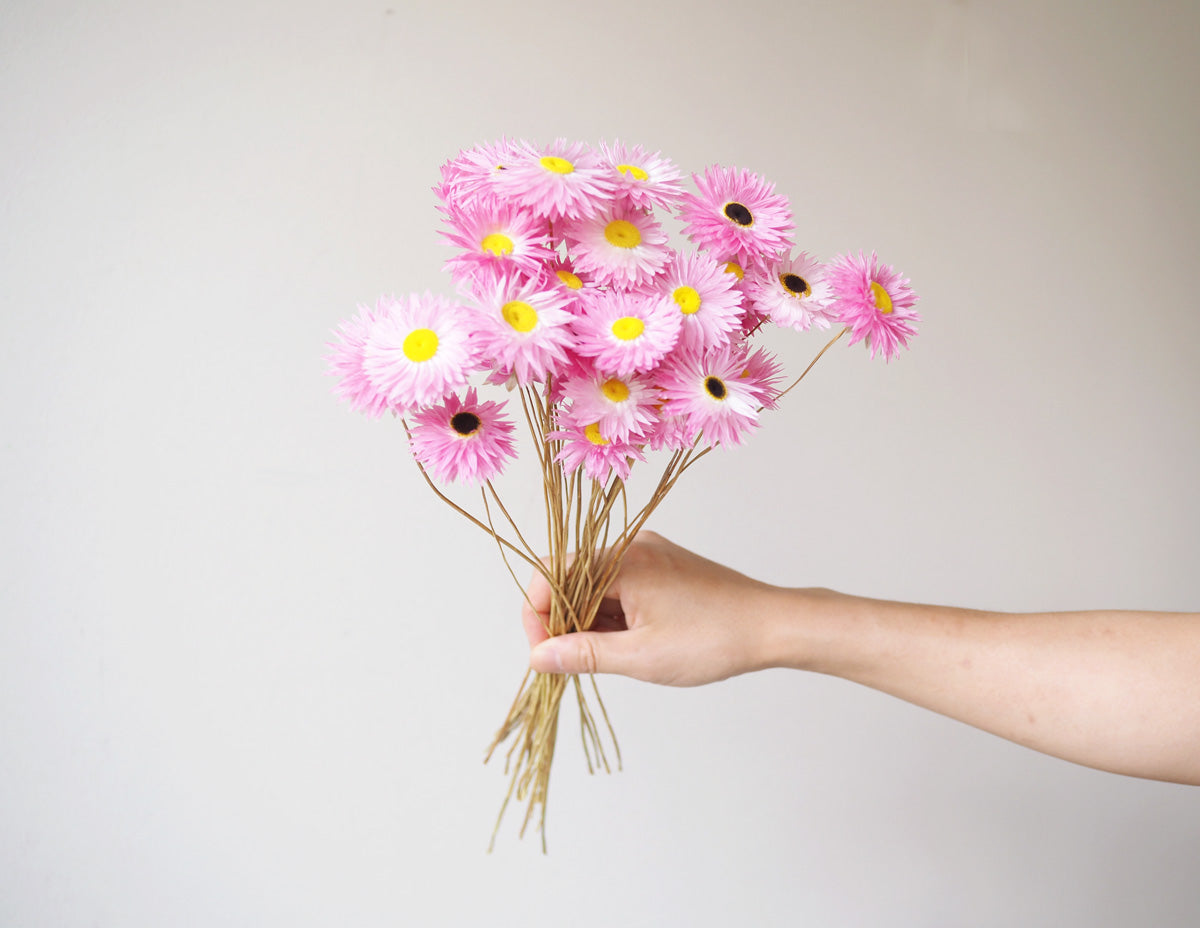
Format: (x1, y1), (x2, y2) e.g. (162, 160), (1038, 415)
(577, 637), (600, 675)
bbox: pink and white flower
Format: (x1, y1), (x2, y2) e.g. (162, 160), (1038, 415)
(558, 362), (660, 442)
(563, 204), (673, 290)
(326, 299), (393, 418)
(826, 251), (920, 361)
(739, 345), (785, 411)
(362, 292), (479, 412)
(469, 273), (576, 385)
(441, 199), (555, 286)
(678, 165), (794, 270)
(408, 388), (517, 484)
(491, 138), (617, 222)
(435, 137), (531, 213)
(598, 140), (686, 213)
(746, 251), (837, 332)
(549, 415), (644, 483)
(656, 249), (746, 352)
(644, 412), (700, 452)
(570, 290), (681, 376)
(544, 258), (596, 314)
(655, 342), (766, 448)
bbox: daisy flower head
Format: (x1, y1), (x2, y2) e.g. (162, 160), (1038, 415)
(491, 138), (617, 223)
(558, 361), (660, 442)
(469, 272), (576, 385)
(549, 415), (645, 483)
(747, 250), (837, 333)
(545, 258), (598, 314)
(826, 251), (920, 361)
(434, 137), (531, 213)
(739, 344), (785, 410)
(571, 289), (681, 377)
(326, 299), (393, 419)
(644, 411), (700, 453)
(657, 248), (746, 352)
(563, 204), (673, 290)
(408, 388), (517, 485)
(362, 292), (479, 412)
(679, 165), (795, 270)
(598, 140), (686, 213)
(739, 303), (770, 338)
(656, 342), (764, 448)
(441, 199), (556, 287)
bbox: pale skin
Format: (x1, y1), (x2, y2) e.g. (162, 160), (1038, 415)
(523, 532), (1200, 786)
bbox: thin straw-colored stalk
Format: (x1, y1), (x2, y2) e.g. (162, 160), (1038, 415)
(415, 324), (846, 852)
(774, 326), (847, 403)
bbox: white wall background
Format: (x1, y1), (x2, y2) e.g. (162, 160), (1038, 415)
(2, 0), (1198, 925)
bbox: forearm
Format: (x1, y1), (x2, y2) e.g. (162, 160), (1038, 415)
(762, 588), (1200, 785)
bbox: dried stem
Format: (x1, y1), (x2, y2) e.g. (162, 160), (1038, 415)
(414, 326), (845, 851)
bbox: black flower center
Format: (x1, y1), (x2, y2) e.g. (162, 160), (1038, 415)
(781, 273), (810, 296)
(451, 411), (482, 435)
(723, 202), (754, 226)
(704, 376), (727, 400)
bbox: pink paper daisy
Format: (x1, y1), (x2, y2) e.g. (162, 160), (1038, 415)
(739, 345), (785, 410)
(441, 199), (555, 287)
(679, 165), (794, 270)
(549, 416), (644, 483)
(434, 137), (531, 213)
(558, 362), (660, 442)
(407, 388), (517, 484)
(326, 300), (393, 418)
(362, 292), (479, 412)
(826, 251), (920, 361)
(468, 273), (576, 385)
(491, 138), (617, 222)
(564, 204), (674, 290)
(598, 140), (686, 213)
(570, 290), (681, 376)
(746, 251), (837, 332)
(544, 258), (597, 314)
(656, 342), (765, 448)
(656, 249), (746, 352)
(644, 412), (700, 452)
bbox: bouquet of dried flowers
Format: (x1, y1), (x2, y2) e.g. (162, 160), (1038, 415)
(327, 138), (919, 850)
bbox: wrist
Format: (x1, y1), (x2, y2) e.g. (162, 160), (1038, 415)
(753, 585), (861, 675)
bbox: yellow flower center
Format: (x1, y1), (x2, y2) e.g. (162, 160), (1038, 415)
(584, 422), (608, 446)
(616, 163), (649, 181)
(722, 260), (744, 280)
(601, 378), (630, 402)
(704, 376), (727, 400)
(480, 232), (514, 256)
(611, 316), (645, 341)
(402, 328), (439, 362)
(870, 281), (894, 314)
(604, 219), (641, 249)
(540, 155), (575, 174)
(555, 268), (583, 290)
(501, 300), (538, 332)
(672, 285), (702, 315)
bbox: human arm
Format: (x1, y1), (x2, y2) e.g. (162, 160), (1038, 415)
(524, 532), (1200, 785)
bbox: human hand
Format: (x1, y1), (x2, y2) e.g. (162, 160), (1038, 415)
(523, 531), (784, 687)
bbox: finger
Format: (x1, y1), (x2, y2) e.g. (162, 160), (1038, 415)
(524, 556), (555, 616)
(522, 599), (550, 648)
(529, 629), (641, 678)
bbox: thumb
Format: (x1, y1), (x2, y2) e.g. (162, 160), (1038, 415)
(529, 631), (634, 677)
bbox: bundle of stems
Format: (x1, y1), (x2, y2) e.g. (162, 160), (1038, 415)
(404, 327), (845, 852)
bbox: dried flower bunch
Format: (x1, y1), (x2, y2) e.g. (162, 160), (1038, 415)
(327, 138), (920, 850)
